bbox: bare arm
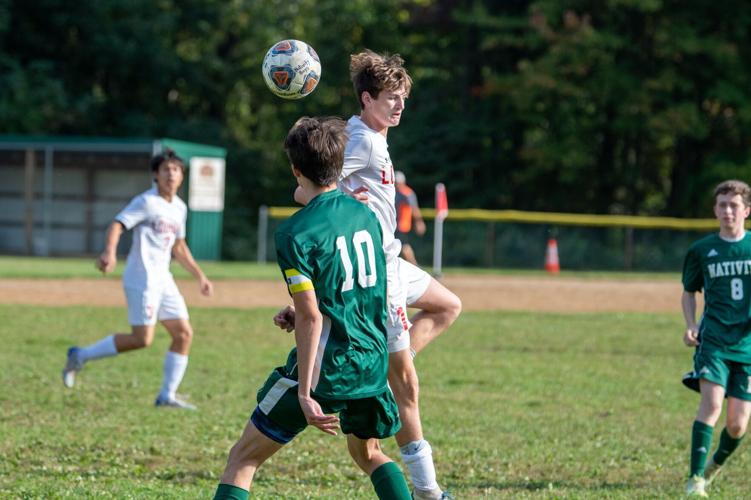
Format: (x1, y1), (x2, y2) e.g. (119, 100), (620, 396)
(172, 239), (213, 296)
(408, 190), (425, 235)
(681, 290), (700, 347)
(412, 205), (426, 236)
(292, 290), (340, 435)
(96, 221), (125, 274)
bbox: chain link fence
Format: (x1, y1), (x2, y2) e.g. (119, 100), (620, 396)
(255, 206), (717, 272)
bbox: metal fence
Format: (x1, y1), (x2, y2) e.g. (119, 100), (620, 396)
(256, 206), (718, 272)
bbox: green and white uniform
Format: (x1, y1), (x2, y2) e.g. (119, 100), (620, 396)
(682, 232), (751, 399)
(253, 190), (400, 441)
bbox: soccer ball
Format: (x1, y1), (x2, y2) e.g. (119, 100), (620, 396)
(261, 39), (321, 99)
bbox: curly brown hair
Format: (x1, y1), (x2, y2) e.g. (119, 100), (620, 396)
(350, 50), (412, 109)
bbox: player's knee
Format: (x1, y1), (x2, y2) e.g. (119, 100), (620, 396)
(348, 445), (372, 469)
(348, 450), (367, 472)
(227, 440), (261, 469)
(347, 438), (383, 473)
(451, 297), (462, 321)
(727, 420), (747, 438)
(706, 403), (723, 418)
(177, 327), (193, 344)
(700, 401), (723, 421)
(446, 292), (462, 321)
(432, 291), (461, 326)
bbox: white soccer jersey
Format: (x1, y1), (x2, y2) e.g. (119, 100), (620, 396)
(340, 115), (401, 260)
(115, 186), (187, 289)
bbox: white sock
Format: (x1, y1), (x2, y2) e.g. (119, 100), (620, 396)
(400, 439), (440, 492)
(159, 351), (188, 400)
(78, 335), (118, 363)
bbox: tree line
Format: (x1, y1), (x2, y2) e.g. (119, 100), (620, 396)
(2, 0), (750, 257)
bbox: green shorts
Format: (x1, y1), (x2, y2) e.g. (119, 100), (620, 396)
(252, 367), (401, 444)
(682, 348), (751, 401)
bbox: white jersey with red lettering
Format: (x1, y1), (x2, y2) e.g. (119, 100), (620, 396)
(115, 186), (187, 290)
(340, 115), (402, 261)
(341, 115), (412, 352)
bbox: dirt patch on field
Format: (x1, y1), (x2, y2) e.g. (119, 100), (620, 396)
(0, 275), (691, 313)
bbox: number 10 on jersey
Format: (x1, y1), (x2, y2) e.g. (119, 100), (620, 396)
(336, 230), (377, 292)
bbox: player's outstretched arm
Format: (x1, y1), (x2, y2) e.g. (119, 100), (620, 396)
(292, 290), (340, 435)
(96, 221), (124, 274)
(172, 239), (213, 296)
(681, 290), (700, 346)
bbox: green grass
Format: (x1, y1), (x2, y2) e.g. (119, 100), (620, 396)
(0, 256), (281, 280)
(0, 255), (679, 281)
(1, 305), (748, 498)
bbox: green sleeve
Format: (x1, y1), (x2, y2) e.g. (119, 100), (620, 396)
(682, 246), (703, 293)
(275, 230), (315, 295)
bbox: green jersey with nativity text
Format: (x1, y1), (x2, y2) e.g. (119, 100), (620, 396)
(683, 232), (751, 362)
(274, 189), (389, 400)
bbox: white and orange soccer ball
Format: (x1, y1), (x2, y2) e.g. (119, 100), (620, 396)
(261, 39), (321, 99)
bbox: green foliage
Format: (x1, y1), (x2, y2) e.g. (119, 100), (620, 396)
(3, 1), (751, 258)
(3, 304), (751, 497)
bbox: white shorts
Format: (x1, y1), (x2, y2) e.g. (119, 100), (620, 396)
(400, 257), (432, 306)
(386, 257), (411, 353)
(124, 278), (189, 326)
(385, 258), (433, 353)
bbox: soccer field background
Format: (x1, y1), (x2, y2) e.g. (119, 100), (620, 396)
(0, 256), (679, 281)
(2, 301), (750, 498)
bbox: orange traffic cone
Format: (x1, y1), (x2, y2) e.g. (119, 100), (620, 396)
(545, 238), (560, 274)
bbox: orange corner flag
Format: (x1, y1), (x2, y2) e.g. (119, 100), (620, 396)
(545, 238), (560, 274)
(435, 183), (449, 221)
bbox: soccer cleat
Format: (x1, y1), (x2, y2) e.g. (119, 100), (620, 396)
(412, 488), (454, 500)
(155, 394), (197, 410)
(685, 475), (708, 497)
(704, 457), (723, 487)
(62, 347), (83, 388)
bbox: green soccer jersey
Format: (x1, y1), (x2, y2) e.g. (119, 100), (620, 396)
(274, 189), (389, 400)
(683, 232), (751, 362)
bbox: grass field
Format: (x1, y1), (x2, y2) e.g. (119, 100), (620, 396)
(2, 302), (750, 499)
(0, 256), (283, 281)
(0, 255), (679, 281)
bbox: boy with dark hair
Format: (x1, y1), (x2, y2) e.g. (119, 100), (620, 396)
(681, 179), (751, 496)
(213, 117), (410, 500)
(62, 148), (213, 409)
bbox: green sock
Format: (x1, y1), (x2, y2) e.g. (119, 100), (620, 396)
(690, 420), (714, 477)
(713, 427), (744, 466)
(213, 483), (249, 500)
(370, 461), (411, 500)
